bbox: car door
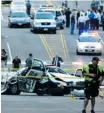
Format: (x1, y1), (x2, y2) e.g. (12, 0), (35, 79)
(25, 69), (42, 93)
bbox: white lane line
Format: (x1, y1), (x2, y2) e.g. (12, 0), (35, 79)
(1, 10), (4, 21)
(6, 42), (13, 62)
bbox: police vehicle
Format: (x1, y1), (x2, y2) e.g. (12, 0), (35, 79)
(30, 12), (56, 33)
(1, 59), (84, 96)
(76, 32), (103, 55)
(10, 0), (26, 12)
(39, 8), (65, 29)
(8, 11), (30, 28)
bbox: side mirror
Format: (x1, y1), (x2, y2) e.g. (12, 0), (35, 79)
(55, 17), (57, 20)
(74, 69), (83, 77)
(8, 15), (10, 17)
(98, 39), (101, 42)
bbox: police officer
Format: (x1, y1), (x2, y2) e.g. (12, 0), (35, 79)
(26, 0), (31, 15)
(82, 57), (104, 113)
(25, 53), (33, 68)
(65, 8), (71, 27)
(101, 12), (104, 31)
(52, 54), (63, 67)
(12, 55), (21, 71)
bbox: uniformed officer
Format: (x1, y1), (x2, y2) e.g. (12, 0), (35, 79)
(65, 8), (71, 27)
(82, 57), (104, 113)
(26, 0), (31, 15)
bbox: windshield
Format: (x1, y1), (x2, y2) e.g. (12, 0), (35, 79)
(79, 36), (99, 42)
(44, 11), (55, 16)
(35, 13), (54, 19)
(12, 2), (25, 5)
(47, 67), (67, 74)
(11, 12), (28, 18)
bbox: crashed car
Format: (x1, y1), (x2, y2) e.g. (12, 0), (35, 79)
(1, 59), (84, 96)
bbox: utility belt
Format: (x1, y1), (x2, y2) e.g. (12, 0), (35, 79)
(84, 80), (99, 89)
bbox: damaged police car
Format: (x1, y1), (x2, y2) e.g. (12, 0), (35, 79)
(1, 59), (84, 96)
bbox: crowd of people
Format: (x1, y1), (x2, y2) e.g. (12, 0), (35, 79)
(64, 8), (104, 35)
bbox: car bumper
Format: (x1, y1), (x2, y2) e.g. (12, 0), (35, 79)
(10, 22), (30, 26)
(34, 27), (56, 31)
(56, 22), (63, 27)
(77, 48), (102, 54)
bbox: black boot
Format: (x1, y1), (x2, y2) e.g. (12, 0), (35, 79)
(91, 110), (95, 113)
(82, 110), (86, 113)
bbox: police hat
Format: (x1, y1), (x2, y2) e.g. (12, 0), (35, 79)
(92, 57), (100, 61)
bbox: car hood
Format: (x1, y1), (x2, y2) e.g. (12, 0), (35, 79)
(34, 19), (56, 23)
(78, 42), (101, 47)
(50, 73), (84, 82)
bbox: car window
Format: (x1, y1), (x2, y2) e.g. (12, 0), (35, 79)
(79, 36), (99, 42)
(35, 13), (54, 19)
(57, 69), (67, 74)
(56, 11), (61, 17)
(44, 10), (55, 17)
(48, 67), (58, 73)
(18, 68), (29, 76)
(11, 12), (28, 18)
(27, 70), (38, 77)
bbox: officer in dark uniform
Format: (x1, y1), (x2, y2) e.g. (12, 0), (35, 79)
(65, 8), (71, 27)
(52, 54), (63, 67)
(82, 57), (104, 113)
(26, 0), (31, 15)
(101, 12), (104, 31)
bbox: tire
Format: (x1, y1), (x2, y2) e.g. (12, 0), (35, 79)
(36, 90), (44, 96)
(76, 49), (80, 55)
(60, 26), (64, 29)
(8, 23), (12, 28)
(50, 88), (64, 96)
(98, 52), (102, 56)
(9, 84), (21, 95)
(53, 29), (56, 34)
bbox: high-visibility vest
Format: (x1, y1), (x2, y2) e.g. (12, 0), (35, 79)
(83, 64), (103, 81)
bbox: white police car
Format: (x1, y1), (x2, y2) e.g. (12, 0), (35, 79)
(30, 12), (56, 33)
(76, 32), (103, 55)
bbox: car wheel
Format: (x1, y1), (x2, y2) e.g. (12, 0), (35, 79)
(9, 84), (21, 95)
(8, 23), (12, 28)
(98, 52), (102, 56)
(60, 26), (64, 29)
(36, 90), (44, 96)
(76, 49), (80, 55)
(53, 29), (56, 34)
(50, 88), (64, 96)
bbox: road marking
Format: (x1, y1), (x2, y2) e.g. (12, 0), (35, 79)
(39, 34), (53, 60)
(6, 42), (13, 62)
(61, 31), (66, 59)
(61, 31), (69, 60)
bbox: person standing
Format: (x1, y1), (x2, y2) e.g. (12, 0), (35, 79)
(25, 53), (33, 68)
(78, 14), (85, 35)
(88, 10), (95, 30)
(12, 55), (21, 71)
(76, 10), (80, 29)
(65, 8), (71, 27)
(82, 57), (104, 113)
(70, 14), (75, 34)
(84, 13), (89, 31)
(26, 0), (31, 15)
(101, 12), (104, 31)
(52, 54), (63, 67)
(96, 10), (101, 30)
(1, 49), (8, 67)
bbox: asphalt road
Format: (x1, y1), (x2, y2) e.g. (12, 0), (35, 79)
(1, 94), (104, 113)
(1, 1), (104, 113)
(1, 0), (104, 73)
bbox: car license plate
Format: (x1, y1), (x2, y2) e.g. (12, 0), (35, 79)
(18, 23), (22, 25)
(44, 28), (48, 31)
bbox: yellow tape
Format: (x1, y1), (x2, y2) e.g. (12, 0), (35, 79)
(1, 4), (10, 7)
